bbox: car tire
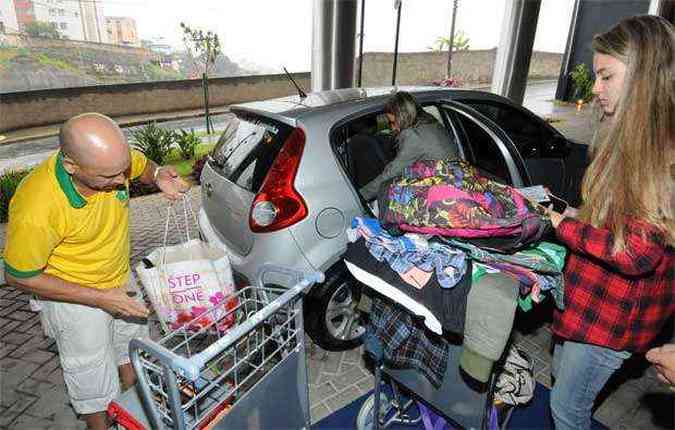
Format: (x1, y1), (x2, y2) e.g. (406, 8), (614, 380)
(304, 265), (365, 351)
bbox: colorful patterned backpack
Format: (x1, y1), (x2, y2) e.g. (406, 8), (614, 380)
(378, 159), (550, 252)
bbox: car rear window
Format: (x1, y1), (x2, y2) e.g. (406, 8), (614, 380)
(209, 112), (294, 192)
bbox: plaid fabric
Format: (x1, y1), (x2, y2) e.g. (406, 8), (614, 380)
(552, 218), (675, 352)
(366, 297), (449, 387)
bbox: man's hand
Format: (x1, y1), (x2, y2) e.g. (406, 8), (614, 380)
(95, 286), (150, 319)
(155, 166), (189, 200)
(646, 344), (675, 386)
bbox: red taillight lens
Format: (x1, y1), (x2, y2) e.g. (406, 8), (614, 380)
(249, 128), (308, 233)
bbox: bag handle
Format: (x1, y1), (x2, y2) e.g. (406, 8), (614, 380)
(160, 194), (198, 267)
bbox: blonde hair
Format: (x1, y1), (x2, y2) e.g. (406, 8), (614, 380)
(580, 15), (675, 250)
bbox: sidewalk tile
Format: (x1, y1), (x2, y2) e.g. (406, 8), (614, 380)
(310, 403), (331, 424)
(25, 384), (70, 419)
(324, 386), (362, 413)
(6, 310), (36, 322)
(16, 378), (57, 397)
(2, 332), (32, 345)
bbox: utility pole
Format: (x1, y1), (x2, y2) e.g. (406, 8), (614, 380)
(392, 0), (402, 86)
(202, 37), (212, 134)
(446, 0), (459, 78)
(357, 0), (365, 87)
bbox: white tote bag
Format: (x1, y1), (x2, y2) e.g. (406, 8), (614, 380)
(136, 196), (236, 334)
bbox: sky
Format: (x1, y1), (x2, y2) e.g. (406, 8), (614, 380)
(100, 0), (575, 72)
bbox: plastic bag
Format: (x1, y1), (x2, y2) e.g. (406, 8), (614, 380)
(136, 196), (236, 333)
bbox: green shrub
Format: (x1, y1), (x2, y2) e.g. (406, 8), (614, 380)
(175, 129), (201, 160)
(0, 169), (31, 223)
(130, 123), (175, 165)
(569, 63), (594, 102)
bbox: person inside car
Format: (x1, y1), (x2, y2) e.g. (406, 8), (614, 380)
(360, 91), (458, 201)
(544, 15), (675, 430)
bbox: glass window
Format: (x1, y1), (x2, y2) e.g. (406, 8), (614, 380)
(210, 113), (294, 192)
(443, 107), (511, 184)
(462, 101), (554, 158)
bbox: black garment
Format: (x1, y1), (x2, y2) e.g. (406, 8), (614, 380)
(344, 239), (472, 336)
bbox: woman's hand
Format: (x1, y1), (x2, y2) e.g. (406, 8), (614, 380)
(546, 208), (565, 228)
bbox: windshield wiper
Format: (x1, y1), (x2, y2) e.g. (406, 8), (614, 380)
(221, 131), (257, 160)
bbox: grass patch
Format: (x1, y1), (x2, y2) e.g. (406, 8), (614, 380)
(35, 53), (78, 72)
(0, 48), (20, 65)
(165, 143), (215, 177)
(194, 130), (222, 139)
(166, 158), (196, 177)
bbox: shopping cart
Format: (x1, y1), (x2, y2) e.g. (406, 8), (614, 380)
(107, 264), (324, 430)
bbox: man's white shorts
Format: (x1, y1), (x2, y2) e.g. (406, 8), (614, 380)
(38, 279), (149, 415)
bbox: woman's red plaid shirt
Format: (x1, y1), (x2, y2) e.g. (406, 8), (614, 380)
(552, 217), (674, 352)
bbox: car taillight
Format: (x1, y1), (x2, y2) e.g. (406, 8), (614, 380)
(249, 128), (308, 233)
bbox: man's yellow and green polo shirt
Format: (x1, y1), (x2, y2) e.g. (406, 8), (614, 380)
(3, 149), (148, 289)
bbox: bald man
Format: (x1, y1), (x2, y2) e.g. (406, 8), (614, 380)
(3, 113), (188, 429)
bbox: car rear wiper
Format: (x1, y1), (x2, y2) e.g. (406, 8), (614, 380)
(222, 131), (257, 159)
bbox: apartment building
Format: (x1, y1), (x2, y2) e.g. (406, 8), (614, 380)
(0, 0), (19, 33)
(106, 16), (139, 46)
(13, 0), (108, 43)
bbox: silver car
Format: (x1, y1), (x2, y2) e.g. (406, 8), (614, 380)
(198, 86), (587, 351)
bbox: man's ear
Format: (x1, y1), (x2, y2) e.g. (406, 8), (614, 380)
(61, 156), (78, 175)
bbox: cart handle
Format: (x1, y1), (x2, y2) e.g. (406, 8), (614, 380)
(131, 267), (324, 382)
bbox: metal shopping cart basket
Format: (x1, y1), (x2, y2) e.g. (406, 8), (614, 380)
(107, 264), (324, 430)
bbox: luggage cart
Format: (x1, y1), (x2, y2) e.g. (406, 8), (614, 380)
(107, 264), (324, 430)
(347, 268), (513, 430)
(355, 336), (510, 430)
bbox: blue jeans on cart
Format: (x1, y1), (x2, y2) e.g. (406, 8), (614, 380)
(550, 341), (631, 430)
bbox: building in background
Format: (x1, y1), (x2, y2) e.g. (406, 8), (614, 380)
(106, 16), (139, 46)
(142, 37), (174, 55)
(13, 0), (34, 31)
(0, 0), (19, 34)
(79, 0), (107, 43)
(13, 0), (87, 41)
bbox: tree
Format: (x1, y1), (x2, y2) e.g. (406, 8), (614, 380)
(180, 22), (221, 134)
(23, 21), (62, 39)
(428, 31), (470, 52)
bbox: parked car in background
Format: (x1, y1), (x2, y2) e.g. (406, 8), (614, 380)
(198, 86), (588, 351)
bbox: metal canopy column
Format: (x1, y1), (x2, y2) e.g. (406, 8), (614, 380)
(311, 0), (358, 92)
(490, 0), (542, 105)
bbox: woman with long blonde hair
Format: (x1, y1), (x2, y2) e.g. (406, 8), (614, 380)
(546, 15), (674, 429)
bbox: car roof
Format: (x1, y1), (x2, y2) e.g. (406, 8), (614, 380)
(230, 86), (511, 126)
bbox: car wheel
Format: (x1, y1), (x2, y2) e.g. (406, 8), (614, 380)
(305, 267), (366, 351)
